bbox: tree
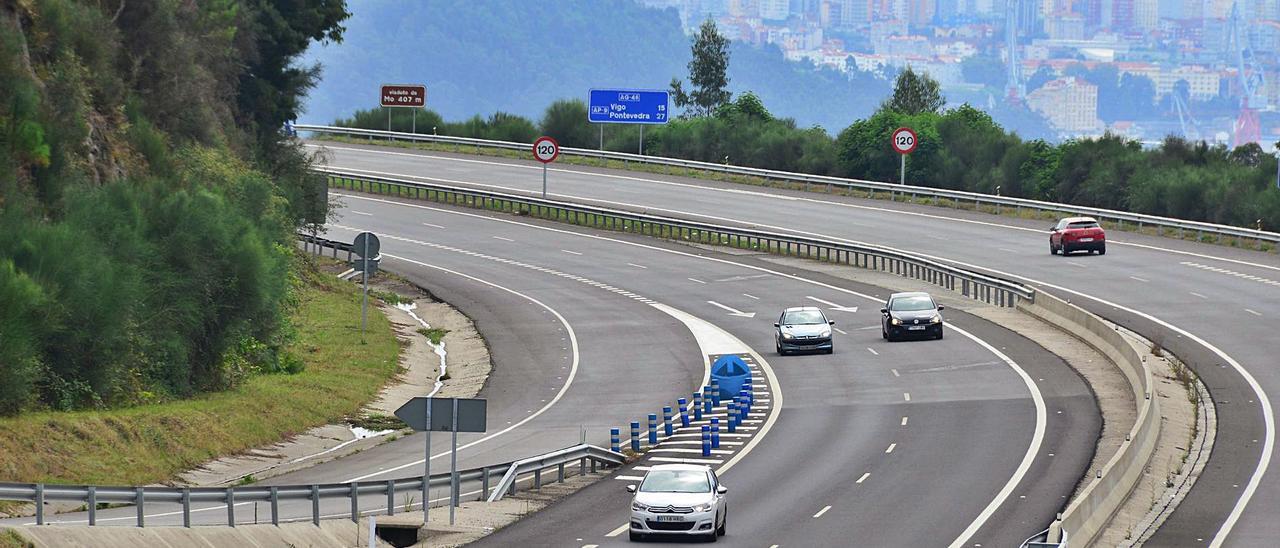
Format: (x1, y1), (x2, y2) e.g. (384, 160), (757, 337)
(881, 66), (945, 115)
(670, 19), (731, 117)
(539, 99), (595, 148)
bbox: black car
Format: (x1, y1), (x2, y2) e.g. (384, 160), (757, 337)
(881, 292), (944, 341)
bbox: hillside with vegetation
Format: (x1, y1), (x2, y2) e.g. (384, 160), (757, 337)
(0, 0), (347, 415)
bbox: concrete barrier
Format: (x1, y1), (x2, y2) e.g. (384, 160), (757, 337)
(1018, 291), (1161, 546)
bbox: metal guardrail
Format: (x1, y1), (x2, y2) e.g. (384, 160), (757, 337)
(317, 168), (1034, 307)
(298, 124), (1280, 249)
(0, 443), (623, 528)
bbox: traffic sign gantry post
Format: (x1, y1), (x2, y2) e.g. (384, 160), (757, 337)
(532, 136), (560, 198)
(892, 127), (918, 185)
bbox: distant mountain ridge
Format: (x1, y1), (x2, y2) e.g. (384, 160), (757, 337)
(301, 0), (889, 130)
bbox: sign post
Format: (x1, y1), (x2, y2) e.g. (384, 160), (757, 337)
(891, 127), (918, 185)
(380, 84), (427, 133)
(352, 232), (381, 339)
(588, 89), (670, 156)
(532, 136), (560, 198)
(394, 398), (488, 529)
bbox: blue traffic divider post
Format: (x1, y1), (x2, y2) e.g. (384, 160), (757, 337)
(703, 386), (713, 415)
(711, 418), (720, 449)
(630, 421), (640, 452)
(662, 406), (673, 436)
(701, 426), (711, 457)
(693, 393), (703, 421)
(678, 398), (690, 427)
(710, 381), (722, 406)
(727, 403), (737, 433)
(610, 428), (620, 453)
(648, 414), (658, 445)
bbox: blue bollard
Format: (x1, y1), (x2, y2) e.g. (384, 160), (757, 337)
(710, 381), (722, 406)
(630, 421), (641, 452)
(727, 403), (737, 433)
(693, 393), (703, 421)
(711, 418), (720, 449)
(611, 428), (620, 453)
(741, 390), (750, 414)
(648, 414), (658, 445)
(701, 425), (711, 457)
(662, 406), (673, 436)
(678, 398), (690, 427)
(703, 386), (713, 414)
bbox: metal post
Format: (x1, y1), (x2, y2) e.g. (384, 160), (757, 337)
(386, 479), (395, 516)
(900, 154), (906, 185)
(361, 236), (370, 338)
(450, 398), (459, 525)
(227, 489), (236, 527)
(351, 483), (360, 523)
(482, 467), (490, 499)
(542, 164), (547, 198)
(600, 124), (604, 150)
(88, 486), (96, 526)
(412, 109), (416, 134)
(424, 399), (432, 526)
(182, 488), (191, 528)
(136, 487), (145, 527)
(312, 485), (320, 526)
(270, 487), (279, 526)
(639, 125), (644, 155)
(35, 484), (43, 525)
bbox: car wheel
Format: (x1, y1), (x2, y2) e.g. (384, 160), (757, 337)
(629, 530), (643, 542)
(881, 327), (888, 340)
(825, 346), (834, 354)
(1049, 242), (1057, 255)
(717, 510), (727, 536)
(1098, 245), (1106, 255)
(936, 329), (944, 340)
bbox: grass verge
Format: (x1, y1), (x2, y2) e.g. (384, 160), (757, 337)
(0, 263), (400, 486)
(0, 529), (31, 548)
(318, 135), (1275, 254)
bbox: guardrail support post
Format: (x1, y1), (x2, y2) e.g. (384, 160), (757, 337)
(311, 484), (320, 526)
(534, 468), (542, 489)
(136, 487), (145, 527)
(270, 487), (279, 526)
(35, 484), (43, 525)
(182, 488), (191, 528)
(350, 482), (360, 522)
(386, 479), (395, 516)
(482, 467), (490, 499)
(558, 462), (566, 483)
(88, 486), (96, 526)
(227, 488), (236, 527)
(579, 457), (586, 476)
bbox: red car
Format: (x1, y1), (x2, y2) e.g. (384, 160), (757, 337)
(1050, 217), (1106, 255)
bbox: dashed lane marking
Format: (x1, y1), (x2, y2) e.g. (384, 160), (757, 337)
(813, 505), (832, 518)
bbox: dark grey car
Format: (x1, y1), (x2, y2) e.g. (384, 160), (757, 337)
(774, 306), (835, 355)
(881, 292), (944, 341)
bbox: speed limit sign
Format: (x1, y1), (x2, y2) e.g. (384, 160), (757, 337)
(533, 136), (560, 164)
(891, 127), (917, 155)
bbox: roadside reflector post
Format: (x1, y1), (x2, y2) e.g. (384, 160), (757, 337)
(647, 414), (658, 445)
(611, 428), (621, 453)
(630, 421), (641, 452)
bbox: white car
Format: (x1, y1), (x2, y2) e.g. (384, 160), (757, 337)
(627, 464), (728, 542)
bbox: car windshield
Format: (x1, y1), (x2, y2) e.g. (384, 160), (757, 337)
(1067, 221), (1099, 229)
(782, 310), (826, 325)
(639, 470), (710, 493)
(890, 296), (935, 312)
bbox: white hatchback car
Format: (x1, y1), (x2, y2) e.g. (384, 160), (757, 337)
(627, 464), (728, 542)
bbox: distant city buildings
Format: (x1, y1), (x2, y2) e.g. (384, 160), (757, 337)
(637, 0), (1280, 144)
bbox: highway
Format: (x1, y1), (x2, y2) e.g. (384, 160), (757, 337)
(313, 140), (1280, 546)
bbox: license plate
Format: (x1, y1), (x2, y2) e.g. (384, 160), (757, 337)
(907, 326), (926, 331)
(656, 516), (684, 522)
(1079, 238), (1094, 242)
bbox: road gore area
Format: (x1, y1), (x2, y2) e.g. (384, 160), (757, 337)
(0, 264), (400, 489)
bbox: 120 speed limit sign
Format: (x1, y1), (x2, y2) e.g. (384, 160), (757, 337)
(533, 136), (560, 163)
(891, 127), (917, 155)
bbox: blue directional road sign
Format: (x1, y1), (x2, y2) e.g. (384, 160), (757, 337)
(588, 89), (670, 124)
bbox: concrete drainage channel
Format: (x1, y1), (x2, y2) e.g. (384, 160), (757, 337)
(319, 169), (1192, 546)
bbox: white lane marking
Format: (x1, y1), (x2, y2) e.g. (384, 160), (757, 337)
(706, 300), (756, 318)
(867, 347), (879, 356)
(627, 263), (647, 269)
(742, 293), (760, 300)
(688, 277), (707, 284)
(1190, 292), (1208, 299)
(561, 249), (583, 255)
(997, 248), (1017, 253)
(1067, 262), (1088, 268)
(605, 524), (628, 537)
(902, 417), (909, 426)
(903, 392), (911, 402)
(320, 147), (1280, 275)
(834, 327), (848, 335)
(891, 369), (900, 377)
(1129, 276), (1150, 282)
(338, 252), (581, 483)
(886, 443), (897, 454)
(334, 193), (1051, 537)
(856, 473), (871, 484)
(584, 545), (599, 548)
(806, 295), (858, 312)
(813, 505), (832, 518)
(422, 222), (446, 229)
(492, 236), (514, 242)
(1246, 309), (1263, 317)
(1183, 261), (1280, 287)
(349, 210), (372, 216)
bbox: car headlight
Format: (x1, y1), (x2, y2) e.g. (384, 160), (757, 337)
(693, 502), (714, 512)
(820, 330), (831, 338)
(890, 317), (902, 326)
(781, 332), (795, 340)
(631, 501), (648, 512)
(930, 315), (941, 324)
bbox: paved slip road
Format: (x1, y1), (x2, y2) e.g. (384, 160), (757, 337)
(316, 140), (1280, 546)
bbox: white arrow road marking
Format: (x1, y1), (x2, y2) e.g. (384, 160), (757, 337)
(707, 300), (756, 318)
(806, 295), (858, 312)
